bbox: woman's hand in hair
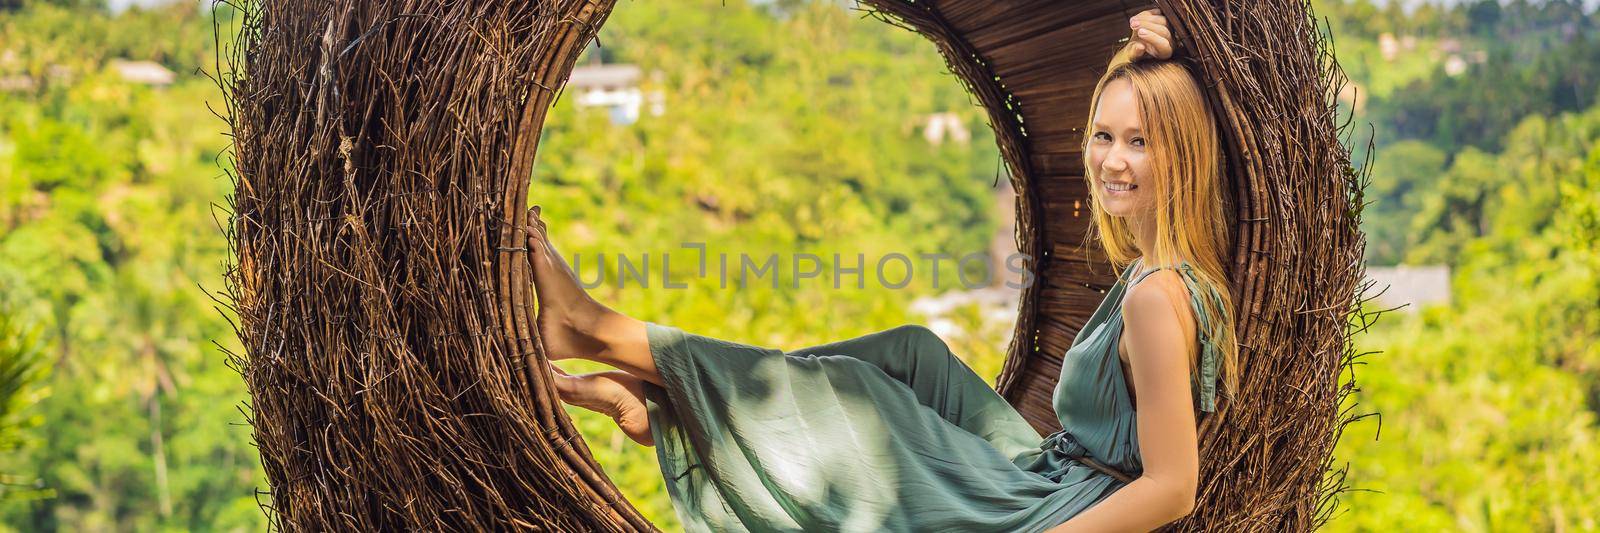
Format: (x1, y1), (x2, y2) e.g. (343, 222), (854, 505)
(1128, 9), (1175, 60)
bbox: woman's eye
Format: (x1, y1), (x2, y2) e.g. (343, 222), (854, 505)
(1131, 137), (1146, 147)
(1092, 132), (1112, 142)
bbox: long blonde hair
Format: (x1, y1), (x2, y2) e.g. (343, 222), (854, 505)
(1082, 44), (1240, 405)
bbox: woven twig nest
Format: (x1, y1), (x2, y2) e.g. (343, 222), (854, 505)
(221, 0), (1366, 530)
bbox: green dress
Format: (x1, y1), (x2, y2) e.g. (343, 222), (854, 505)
(640, 258), (1223, 532)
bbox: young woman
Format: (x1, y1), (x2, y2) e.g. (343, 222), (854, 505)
(528, 9), (1238, 532)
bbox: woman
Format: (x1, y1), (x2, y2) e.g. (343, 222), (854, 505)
(530, 9), (1238, 532)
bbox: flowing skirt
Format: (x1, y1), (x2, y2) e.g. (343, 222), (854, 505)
(641, 323), (1122, 532)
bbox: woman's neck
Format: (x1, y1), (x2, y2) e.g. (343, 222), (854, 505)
(1129, 213), (1158, 266)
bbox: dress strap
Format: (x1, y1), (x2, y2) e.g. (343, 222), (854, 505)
(1122, 257), (1162, 287)
(1175, 263), (1225, 413)
(1124, 259), (1226, 413)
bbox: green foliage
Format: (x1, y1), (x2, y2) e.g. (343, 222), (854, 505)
(1368, 2), (1600, 151)
(1361, 140), (1445, 264)
(1, 0), (1008, 530)
(0, 4), (262, 531)
(0, 304), (50, 503)
(1312, 2), (1600, 529)
(1330, 87), (1600, 533)
(1406, 107), (1600, 267)
(0, 1), (217, 75)
(2, 0), (1596, 530)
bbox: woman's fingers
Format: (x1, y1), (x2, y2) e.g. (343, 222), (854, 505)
(1132, 14), (1165, 28)
(1139, 31), (1174, 59)
(1139, 17), (1171, 42)
(1130, 9), (1165, 30)
(1129, 9), (1175, 59)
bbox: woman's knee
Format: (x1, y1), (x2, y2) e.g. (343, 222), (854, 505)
(887, 324), (950, 356)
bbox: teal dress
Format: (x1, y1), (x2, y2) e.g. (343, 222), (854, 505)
(640, 258), (1223, 532)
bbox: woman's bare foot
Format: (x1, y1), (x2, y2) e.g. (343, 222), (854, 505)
(525, 206), (664, 386)
(526, 206), (612, 361)
(550, 364), (654, 447)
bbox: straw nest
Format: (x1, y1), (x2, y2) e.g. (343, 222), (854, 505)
(219, 0), (1373, 530)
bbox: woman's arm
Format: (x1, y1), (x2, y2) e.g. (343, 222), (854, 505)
(1045, 270), (1200, 532)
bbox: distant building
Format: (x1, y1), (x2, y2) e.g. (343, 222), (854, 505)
(910, 176), (1024, 340)
(109, 59), (176, 86)
(0, 75), (34, 92)
(1436, 38), (1463, 55)
(0, 48), (27, 92)
(1363, 265), (1452, 312)
(1377, 32), (1419, 62)
(1443, 50), (1488, 77)
(566, 63), (664, 125)
(922, 111), (970, 146)
(1, 61), (72, 92)
(910, 284), (1021, 340)
(1378, 32), (1399, 61)
(1443, 55), (1467, 76)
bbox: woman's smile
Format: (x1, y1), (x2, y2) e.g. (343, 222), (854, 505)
(1104, 181), (1139, 194)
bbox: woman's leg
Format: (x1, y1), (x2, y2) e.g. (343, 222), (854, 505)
(785, 325), (1040, 458)
(525, 206), (662, 387)
(525, 206), (660, 446)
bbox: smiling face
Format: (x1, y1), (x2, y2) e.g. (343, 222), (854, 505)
(1087, 77), (1155, 219)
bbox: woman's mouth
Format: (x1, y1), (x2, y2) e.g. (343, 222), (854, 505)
(1104, 181), (1138, 194)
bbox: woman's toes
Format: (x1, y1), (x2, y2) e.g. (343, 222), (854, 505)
(549, 367), (654, 447)
(548, 366), (587, 404)
(549, 365), (608, 411)
(525, 207), (602, 361)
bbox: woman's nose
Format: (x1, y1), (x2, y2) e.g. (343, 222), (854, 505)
(1101, 152), (1128, 173)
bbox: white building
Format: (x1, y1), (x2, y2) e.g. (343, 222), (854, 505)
(922, 111), (971, 146)
(109, 59), (176, 86)
(566, 63), (664, 126)
(1363, 265), (1452, 313)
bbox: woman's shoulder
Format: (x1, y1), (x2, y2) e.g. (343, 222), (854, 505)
(1122, 268), (1199, 341)
(1125, 266), (1191, 308)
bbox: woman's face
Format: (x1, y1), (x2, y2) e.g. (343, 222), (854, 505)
(1087, 78), (1155, 219)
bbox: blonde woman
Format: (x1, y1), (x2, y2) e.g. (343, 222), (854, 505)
(529, 9), (1236, 532)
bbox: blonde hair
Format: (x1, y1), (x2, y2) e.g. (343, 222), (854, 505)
(1081, 44), (1240, 405)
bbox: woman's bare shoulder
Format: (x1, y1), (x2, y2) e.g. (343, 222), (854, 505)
(1122, 270), (1198, 343)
